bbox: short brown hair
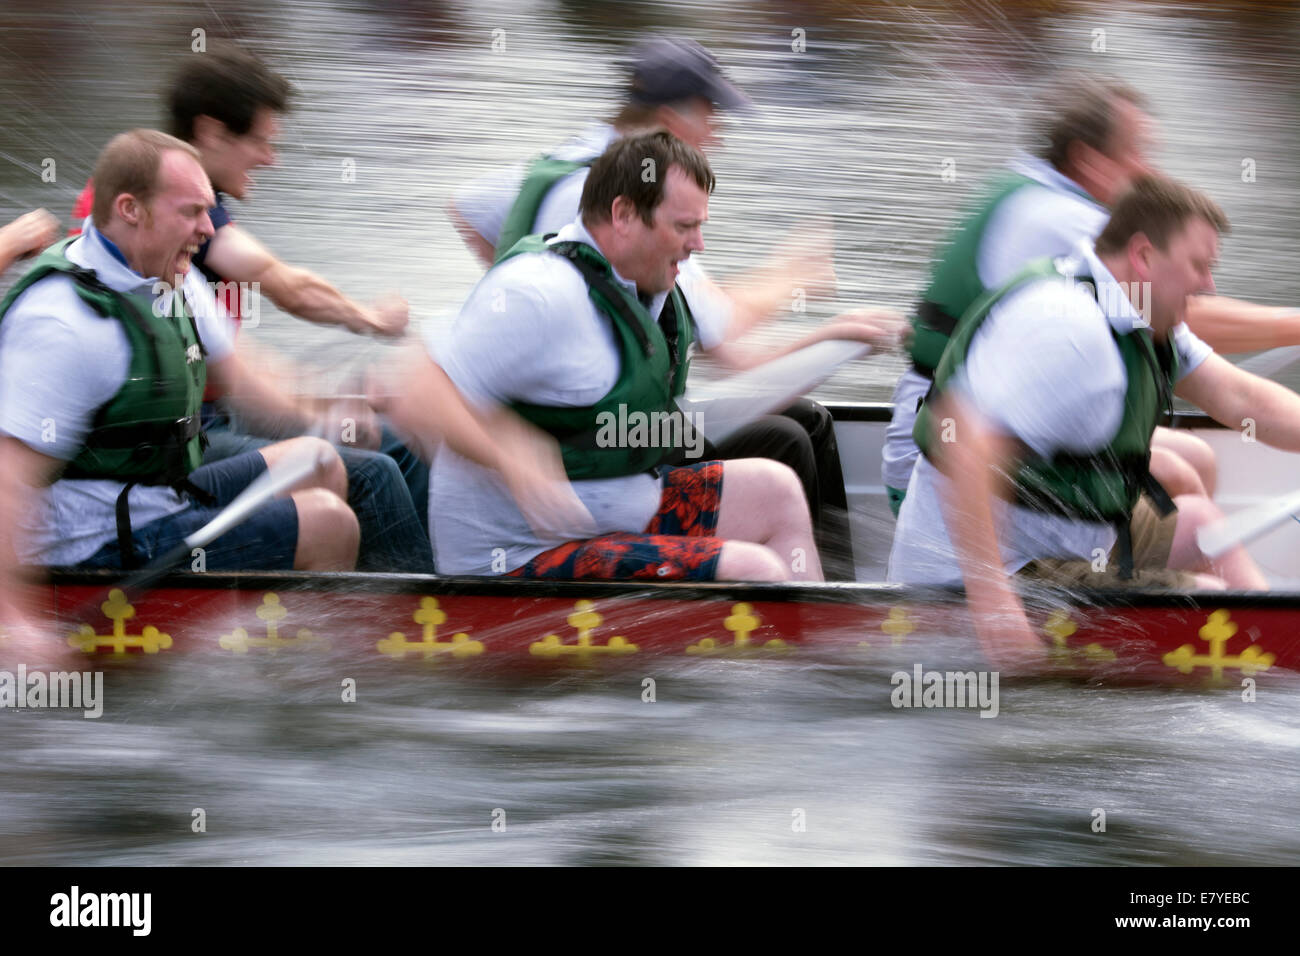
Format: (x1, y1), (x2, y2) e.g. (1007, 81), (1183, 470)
(580, 131), (715, 227)
(1038, 73), (1147, 172)
(91, 129), (200, 228)
(168, 42), (291, 142)
(1094, 175), (1229, 256)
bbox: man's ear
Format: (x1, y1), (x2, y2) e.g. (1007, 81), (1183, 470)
(114, 192), (142, 227)
(609, 195), (636, 233)
(191, 114), (227, 150)
(1128, 232), (1155, 279)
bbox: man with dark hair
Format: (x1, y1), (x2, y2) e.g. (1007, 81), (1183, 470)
(0, 130), (363, 607)
(404, 131), (824, 581)
(883, 72), (1299, 517)
(887, 175), (1300, 668)
(450, 36), (896, 579)
(72, 43), (404, 339)
(67, 44), (433, 570)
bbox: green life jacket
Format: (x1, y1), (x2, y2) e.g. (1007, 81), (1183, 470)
(908, 170), (1094, 376)
(914, 256), (1178, 531)
(0, 238), (208, 486)
(495, 234), (696, 480)
(494, 156), (591, 264)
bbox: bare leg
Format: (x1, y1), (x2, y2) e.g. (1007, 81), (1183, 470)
(257, 436), (349, 500)
(256, 437), (358, 571)
(1153, 427), (1217, 497)
(1167, 493), (1267, 589)
(715, 458), (823, 581)
(290, 488), (359, 570)
(1149, 445), (1207, 498)
(715, 540), (789, 582)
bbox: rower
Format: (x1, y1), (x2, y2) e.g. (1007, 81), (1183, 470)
(405, 131), (822, 582)
(68, 43), (433, 572)
(0, 130), (360, 593)
(884, 73), (1300, 518)
(449, 35), (898, 580)
(887, 175), (1300, 669)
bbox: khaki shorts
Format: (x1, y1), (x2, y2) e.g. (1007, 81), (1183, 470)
(1018, 495), (1198, 589)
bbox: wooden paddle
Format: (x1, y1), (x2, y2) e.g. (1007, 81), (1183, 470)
(1196, 486), (1300, 559)
(678, 340), (872, 444)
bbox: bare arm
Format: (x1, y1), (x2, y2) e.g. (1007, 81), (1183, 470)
(704, 308), (903, 372)
(1175, 352), (1300, 451)
(205, 345), (379, 448)
(204, 224), (409, 337)
(447, 200), (497, 269)
(926, 393), (1045, 671)
(1184, 296), (1300, 353)
(0, 437), (62, 633)
(388, 349), (594, 537)
(207, 350), (314, 439)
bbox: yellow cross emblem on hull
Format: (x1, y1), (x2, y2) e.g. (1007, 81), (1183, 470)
(686, 603), (787, 655)
(1043, 610), (1116, 666)
(220, 594), (327, 654)
(1164, 609), (1274, 681)
(67, 589), (172, 655)
(530, 600), (636, 661)
(378, 597), (483, 660)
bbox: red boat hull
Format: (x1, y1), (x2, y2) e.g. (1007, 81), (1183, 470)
(30, 571), (1300, 685)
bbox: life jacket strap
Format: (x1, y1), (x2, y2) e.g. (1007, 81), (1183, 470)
(547, 241), (654, 358)
(115, 482), (141, 571)
(113, 478), (217, 572)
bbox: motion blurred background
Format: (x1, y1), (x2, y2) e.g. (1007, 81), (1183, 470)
(3, 0), (1298, 398)
(1, 0), (1298, 866)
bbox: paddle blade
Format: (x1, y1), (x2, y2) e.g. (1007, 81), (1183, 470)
(1196, 486), (1300, 559)
(183, 443), (328, 550)
(679, 340), (870, 444)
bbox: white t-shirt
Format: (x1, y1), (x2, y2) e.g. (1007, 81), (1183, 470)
(452, 122), (731, 350)
(428, 218), (674, 574)
(0, 221), (235, 565)
(883, 155), (1116, 492)
(887, 240), (1211, 586)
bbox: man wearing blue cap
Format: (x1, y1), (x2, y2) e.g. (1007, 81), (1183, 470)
(448, 37), (897, 580)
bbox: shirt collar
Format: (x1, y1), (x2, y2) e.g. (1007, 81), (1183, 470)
(552, 217), (670, 317)
(71, 219), (191, 321)
(1066, 237), (1148, 336)
(71, 218), (164, 296)
(1007, 152), (1104, 208)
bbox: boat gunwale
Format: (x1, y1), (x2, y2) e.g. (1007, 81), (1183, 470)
(45, 568), (1300, 611)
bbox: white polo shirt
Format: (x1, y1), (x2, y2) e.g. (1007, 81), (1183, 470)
(887, 239), (1211, 586)
(0, 220), (235, 565)
(427, 218), (675, 574)
(452, 122), (732, 350)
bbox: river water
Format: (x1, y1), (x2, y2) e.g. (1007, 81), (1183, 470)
(1, 0), (1299, 866)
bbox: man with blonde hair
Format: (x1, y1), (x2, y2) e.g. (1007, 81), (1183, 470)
(0, 130), (361, 600)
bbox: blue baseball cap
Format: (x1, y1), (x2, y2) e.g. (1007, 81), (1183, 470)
(627, 37), (750, 111)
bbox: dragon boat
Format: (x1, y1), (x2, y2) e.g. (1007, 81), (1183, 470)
(38, 404), (1300, 684)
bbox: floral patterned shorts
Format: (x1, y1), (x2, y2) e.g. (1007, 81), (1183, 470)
(507, 461), (726, 581)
